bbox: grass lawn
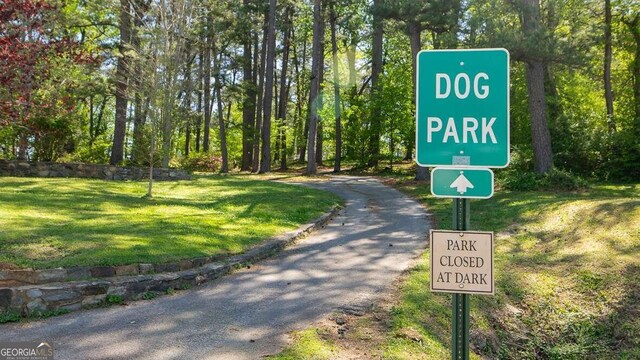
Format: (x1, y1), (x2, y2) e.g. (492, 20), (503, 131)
(273, 180), (640, 359)
(0, 175), (341, 269)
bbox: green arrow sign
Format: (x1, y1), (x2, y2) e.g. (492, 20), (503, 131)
(416, 49), (510, 168)
(431, 167), (494, 199)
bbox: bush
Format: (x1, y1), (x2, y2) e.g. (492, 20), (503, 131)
(497, 168), (589, 191)
(179, 154), (222, 172)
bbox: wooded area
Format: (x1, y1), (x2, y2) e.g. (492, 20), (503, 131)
(1, 0), (638, 180)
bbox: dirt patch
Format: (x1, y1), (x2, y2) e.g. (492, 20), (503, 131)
(0, 263), (20, 270)
(290, 262), (422, 359)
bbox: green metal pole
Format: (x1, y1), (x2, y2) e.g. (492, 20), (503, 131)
(452, 198), (470, 360)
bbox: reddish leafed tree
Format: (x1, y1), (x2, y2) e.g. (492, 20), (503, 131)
(0, 0), (91, 160)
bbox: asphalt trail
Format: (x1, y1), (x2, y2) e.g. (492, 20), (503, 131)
(0, 176), (430, 359)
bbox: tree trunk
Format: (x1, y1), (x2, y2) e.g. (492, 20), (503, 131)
(161, 68), (173, 168)
(306, 0), (324, 174)
(277, 6), (292, 171)
(259, 0), (277, 173)
(130, 1), (146, 164)
(253, 16), (268, 172)
(368, 0), (383, 168)
(111, 0), (132, 165)
(241, 0), (255, 171)
(408, 22), (429, 181)
(526, 61), (554, 174)
(315, 19), (326, 167)
(184, 45), (193, 157)
(625, 14), (640, 136)
(280, 79), (291, 171)
(195, 44), (203, 153)
(297, 31), (310, 163)
(292, 27), (303, 164)
(147, 130), (155, 197)
(316, 121), (324, 165)
(604, 0), (615, 133)
(214, 45), (229, 173)
(202, 14), (213, 153)
(330, 0), (342, 173)
(521, 0), (553, 174)
(347, 42), (357, 88)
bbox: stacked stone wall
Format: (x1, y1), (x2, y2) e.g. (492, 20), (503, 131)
(0, 160), (190, 181)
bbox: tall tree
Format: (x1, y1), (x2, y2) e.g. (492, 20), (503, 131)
(195, 42), (204, 152)
(330, 0), (342, 173)
(368, 0), (384, 167)
(306, 0), (325, 174)
(183, 42), (194, 157)
(520, 0), (554, 174)
(240, 0), (255, 171)
(202, 13), (213, 153)
(130, 0), (150, 164)
(378, 0), (461, 179)
(259, 0), (277, 173)
(604, 0), (615, 133)
(213, 42), (229, 172)
(295, 19), (311, 163)
(277, 5), (293, 171)
(622, 11), (640, 136)
(253, 12), (268, 172)
(111, 0), (132, 165)
(315, 20), (326, 167)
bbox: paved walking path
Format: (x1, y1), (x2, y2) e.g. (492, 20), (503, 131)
(0, 176), (430, 359)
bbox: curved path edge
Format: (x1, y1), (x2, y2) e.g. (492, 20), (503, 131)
(0, 206), (341, 316)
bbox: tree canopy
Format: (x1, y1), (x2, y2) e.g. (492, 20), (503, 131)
(0, 0), (638, 180)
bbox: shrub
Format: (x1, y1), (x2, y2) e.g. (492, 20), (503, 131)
(106, 294), (124, 305)
(179, 154), (222, 173)
(497, 168), (589, 191)
(0, 310), (21, 324)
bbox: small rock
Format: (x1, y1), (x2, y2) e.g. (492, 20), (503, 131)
(130, 320), (136, 324)
(388, 243), (393, 247)
(195, 275), (206, 285)
(286, 282), (291, 285)
(249, 339), (255, 343)
(336, 317), (346, 325)
(505, 304), (523, 317)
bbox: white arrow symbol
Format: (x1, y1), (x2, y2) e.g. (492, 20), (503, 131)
(450, 171), (474, 194)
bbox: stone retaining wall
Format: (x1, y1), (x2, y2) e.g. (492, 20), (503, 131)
(0, 207), (339, 316)
(0, 160), (191, 181)
(0, 256), (226, 288)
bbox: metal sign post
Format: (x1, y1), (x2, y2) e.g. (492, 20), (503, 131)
(452, 198), (470, 360)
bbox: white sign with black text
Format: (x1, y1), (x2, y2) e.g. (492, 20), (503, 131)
(430, 230), (494, 295)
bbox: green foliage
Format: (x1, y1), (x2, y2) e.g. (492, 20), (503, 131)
(179, 154), (222, 173)
(0, 310), (21, 324)
(497, 168), (589, 191)
(106, 295), (125, 305)
(141, 291), (156, 300)
(178, 283), (192, 290)
(38, 308), (71, 319)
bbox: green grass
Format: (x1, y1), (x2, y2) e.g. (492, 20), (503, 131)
(385, 181), (640, 359)
(0, 175), (340, 269)
(273, 180), (639, 359)
(268, 329), (338, 360)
